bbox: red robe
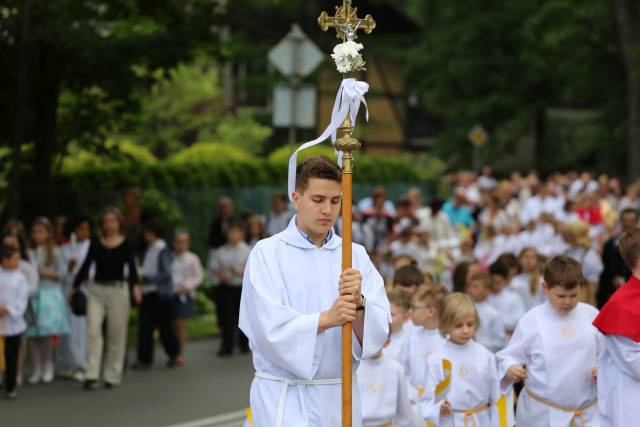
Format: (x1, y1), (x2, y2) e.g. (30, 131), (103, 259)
(593, 275), (640, 342)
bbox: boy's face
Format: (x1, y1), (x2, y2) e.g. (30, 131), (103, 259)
(2, 252), (20, 270)
(543, 282), (579, 315)
(491, 274), (508, 293)
(390, 303), (408, 334)
(410, 299), (437, 327)
(173, 233), (190, 254)
(448, 315), (476, 345)
(143, 229), (157, 244)
(227, 227), (245, 245)
(292, 178), (341, 240)
(467, 279), (490, 302)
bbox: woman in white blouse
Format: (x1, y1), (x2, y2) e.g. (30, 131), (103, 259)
(171, 230), (204, 365)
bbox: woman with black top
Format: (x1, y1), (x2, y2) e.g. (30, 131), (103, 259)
(72, 207), (141, 390)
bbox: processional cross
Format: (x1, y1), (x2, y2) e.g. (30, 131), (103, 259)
(317, 2), (376, 426)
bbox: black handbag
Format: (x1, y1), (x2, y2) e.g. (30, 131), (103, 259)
(24, 298), (37, 326)
(70, 289), (87, 316)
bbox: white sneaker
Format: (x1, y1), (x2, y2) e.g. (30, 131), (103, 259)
(72, 370), (85, 382)
(42, 364), (54, 383)
(28, 372), (41, 384)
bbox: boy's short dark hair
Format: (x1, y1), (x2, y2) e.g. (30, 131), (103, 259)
(295, 156), (342, 193)
(497, 252), (520, 274)
(142, 216), (165, 238)
(619, 228), (640, 270)
(227, 221), (246, 234)
(543, 255), (584, 289)
(489, 260), (510, 279)
(470, 271), (492, 290)
(394, 265), (424, 288)
(1, 244), (18, 260)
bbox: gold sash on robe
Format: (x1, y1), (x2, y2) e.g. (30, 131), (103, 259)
(451, 403), (489, 427)
(525, 388), (596, 427)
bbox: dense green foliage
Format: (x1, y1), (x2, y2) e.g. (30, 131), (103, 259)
(408, 0), (627, 173)
(2, 0), (639, 218)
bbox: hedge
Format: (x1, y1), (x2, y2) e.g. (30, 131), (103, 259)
(57, 152), (423, 195)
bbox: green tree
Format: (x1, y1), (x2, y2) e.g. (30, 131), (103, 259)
(135, 60), (224, 158)
(615, 0), (640, 180)
(408, 0), (624, 173)
(0, 0), (224, 217)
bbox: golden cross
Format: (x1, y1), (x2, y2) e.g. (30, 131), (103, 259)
(318, 0), (376, 42)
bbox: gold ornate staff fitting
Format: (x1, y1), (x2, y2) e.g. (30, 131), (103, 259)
(317, 0), (375, 173)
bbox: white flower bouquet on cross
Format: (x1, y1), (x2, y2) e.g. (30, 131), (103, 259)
(331, 40), (366, 74)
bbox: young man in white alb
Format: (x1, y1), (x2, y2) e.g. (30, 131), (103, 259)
(239, 157), (390, 427)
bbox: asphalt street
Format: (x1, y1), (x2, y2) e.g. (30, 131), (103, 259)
(1, 339), (254, 427)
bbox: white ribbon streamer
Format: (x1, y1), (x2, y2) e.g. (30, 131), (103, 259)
(287, 78), (369, 201)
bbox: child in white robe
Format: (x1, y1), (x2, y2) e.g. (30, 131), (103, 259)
(0, 246), (29, 399)
(358, 337), (414, 427)
(419, 293), (502, 427)
(497, 255), (601, 427)
(385, 288), (411, 363)
(509, 247), (545, 311)
(402, 285), (447, 422)
(467, 271), (507, 352)
(593, 228), (640, 427)
(488, 260), (525, 336)
(403, 285), (448, 400)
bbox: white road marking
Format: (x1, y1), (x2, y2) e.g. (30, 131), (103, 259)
(163, 410), (247, 427)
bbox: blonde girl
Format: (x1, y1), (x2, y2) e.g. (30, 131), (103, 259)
(27, 217), (69, 384)
(419, 293), (500, 427)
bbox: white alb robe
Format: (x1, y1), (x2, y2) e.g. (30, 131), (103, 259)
(597, 335), (640, 427)
(486, 290), (525, 334)
(420, 340), (500, 427)
(357, 355), (415, 427)
(497, 302), (601, 427)
(401, 327), (446, 402)
(475, 301), (507, 353)
(385, 329), (408, 363)
(239, 218), (391, 427)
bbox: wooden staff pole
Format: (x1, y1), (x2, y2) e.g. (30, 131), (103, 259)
(335, 115), (360, 427)
(317, 3), (376, 425)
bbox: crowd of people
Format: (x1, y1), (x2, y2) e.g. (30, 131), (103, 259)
(349, 169), (640, 426)
(0, 189), (297, 399)
(0, 167), (638, 426)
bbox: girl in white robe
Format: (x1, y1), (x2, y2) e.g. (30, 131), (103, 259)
(419, 293), (503, 427)
(497, 255), (602, 427)
(358, 346), (414, 427)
